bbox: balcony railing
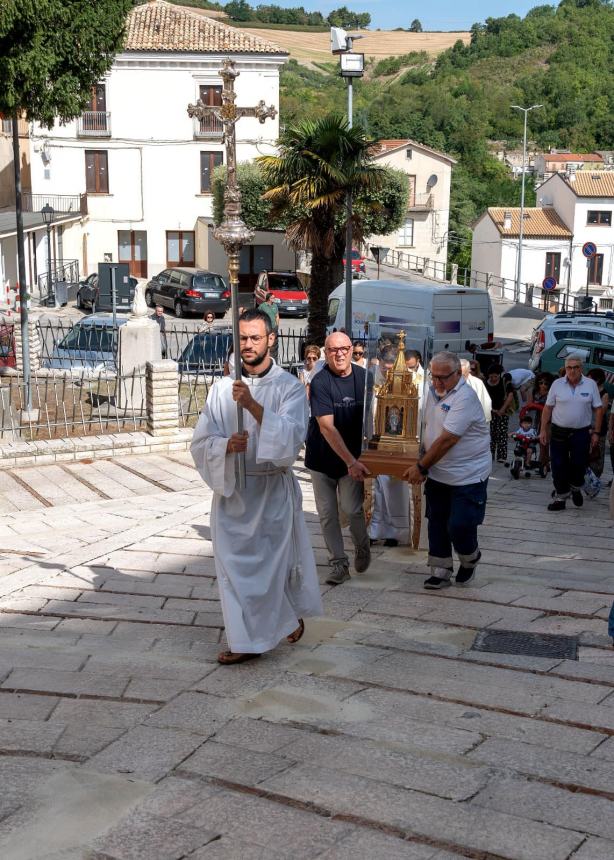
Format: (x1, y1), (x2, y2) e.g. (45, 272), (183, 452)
(21, 192), (88, 217)
(77, 111), (111, 137)
(407, 193), (434, 211)
(194, 114), (223, 139)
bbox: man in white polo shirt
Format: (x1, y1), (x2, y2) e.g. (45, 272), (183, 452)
(405, 351), (491, 590)
(539, 354), (603, 511)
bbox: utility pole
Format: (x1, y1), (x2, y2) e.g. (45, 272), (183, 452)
(511, 104), (542, 303)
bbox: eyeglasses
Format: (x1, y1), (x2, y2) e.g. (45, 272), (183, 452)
(352, 350), (364, 357)
(566, 365), (582, 371)
(431, 370), (459, 382)
(326, 346), (351, 355)
(239, 334), (267, 343)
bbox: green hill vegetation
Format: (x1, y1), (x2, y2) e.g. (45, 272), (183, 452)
(280, 0), (614, 267)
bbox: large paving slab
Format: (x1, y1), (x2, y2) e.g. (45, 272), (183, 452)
(0, 451), (612, 858)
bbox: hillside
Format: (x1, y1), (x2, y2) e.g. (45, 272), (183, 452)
(239, 27), (469, 64)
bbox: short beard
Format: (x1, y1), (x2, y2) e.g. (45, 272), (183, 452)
(241, 344), (270, 367)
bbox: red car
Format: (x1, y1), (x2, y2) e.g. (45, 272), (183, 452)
(343, 248), (366, 275)
(254, 271), (309, 318)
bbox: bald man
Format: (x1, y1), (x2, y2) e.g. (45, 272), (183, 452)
(305, 332), (371, 585)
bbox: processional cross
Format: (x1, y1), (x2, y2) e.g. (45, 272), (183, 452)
(187, 59), (277, 488)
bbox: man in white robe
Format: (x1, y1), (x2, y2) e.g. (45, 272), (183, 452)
(191, 309), (322, 664)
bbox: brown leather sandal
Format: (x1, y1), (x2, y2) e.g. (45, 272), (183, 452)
(217, 650), (261, 665)
(287, 618), (305, 645)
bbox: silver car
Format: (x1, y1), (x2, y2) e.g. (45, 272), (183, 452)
(43, 314), (127, 372)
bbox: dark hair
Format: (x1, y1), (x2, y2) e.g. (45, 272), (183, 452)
(405, 349), (422, 364)
(239, 308), (273, 335)
(520, 415), (533, 423)
(588, 367), (606, 385)
(352, 340), (365, 349)
(535, 371), (554, 388)
(487, 364), (503, 376)
(264, 292), (273, 301)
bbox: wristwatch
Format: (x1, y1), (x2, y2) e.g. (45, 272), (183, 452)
(416, 462), (429, 477)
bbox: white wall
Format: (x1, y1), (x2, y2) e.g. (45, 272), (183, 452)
(29, 53), (284, 278)
(471, 214), (503, 278)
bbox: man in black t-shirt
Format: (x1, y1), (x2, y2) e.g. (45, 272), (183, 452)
(305, 331), (371, 585)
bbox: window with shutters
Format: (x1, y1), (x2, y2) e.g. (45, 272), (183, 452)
(85, 150), (109, 193)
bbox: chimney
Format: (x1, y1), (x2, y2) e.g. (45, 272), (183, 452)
(503, 211), (512, 230)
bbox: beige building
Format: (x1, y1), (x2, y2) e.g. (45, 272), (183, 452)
(534, 151), (604, 182)
(366, 139), (455, 277)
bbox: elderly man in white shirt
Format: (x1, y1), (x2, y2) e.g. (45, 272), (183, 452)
(406, 351), (491, 590)
(540, 354), (603, 511)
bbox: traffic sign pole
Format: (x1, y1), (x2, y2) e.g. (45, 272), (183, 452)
(581, 242), (597, 302)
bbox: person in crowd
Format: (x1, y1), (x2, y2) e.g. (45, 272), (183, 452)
(507, 367), (535, 403)
(299, 343), (324, 401)
(460, 359), (491, 423)
(191, 309), (322, 664)
(469, 360), (485, 380)
(587, 367), (610, 479)
(151, 305), (167, 358)
(405, 351), (491, 590)
(259, 293), (280, 360)
(305, 331), (371, 585)
(532, 372), (555, 407)
(484, 365), (515, 462)
(200, 310), (216, 332)
(510, 415), (539, 469)
(539, 355), (603, 512)
(352, 341), (367, 368)
(609, 403), (614, 487)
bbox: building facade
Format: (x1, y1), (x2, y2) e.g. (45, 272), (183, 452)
(27, 0), (290, 288)
(366, 139), (455, 275)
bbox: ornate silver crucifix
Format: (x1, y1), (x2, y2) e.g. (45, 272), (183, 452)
(187, 58), (277, 489)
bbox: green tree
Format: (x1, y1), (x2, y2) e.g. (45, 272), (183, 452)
(224, 0), (253, 21)
(409, 19), (423, 32)
(256, 116), (393, 341)
(0, 0), (131, 404)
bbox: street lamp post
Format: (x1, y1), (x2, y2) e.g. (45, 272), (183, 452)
(511, 104), (542, 303)
(41, 204), (55, 308)
(331, 28), (364, 335)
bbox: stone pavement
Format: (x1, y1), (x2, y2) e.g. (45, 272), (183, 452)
(0, 451), (613, 859)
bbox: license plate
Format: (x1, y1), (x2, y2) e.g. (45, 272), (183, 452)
(204, 293), (218, 298)
(285, 306), (296, 311)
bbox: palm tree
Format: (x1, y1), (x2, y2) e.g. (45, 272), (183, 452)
(257, 114), (386, 342)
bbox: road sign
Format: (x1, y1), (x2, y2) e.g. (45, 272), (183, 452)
(582, 241), (597, 258)
(542, 276), (557, 292)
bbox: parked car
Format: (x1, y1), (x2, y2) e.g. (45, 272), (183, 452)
(536, 336), (614, 396)
(145, 268), (230, 318)
(76, 273), (138, 311)
(43, 314), (127, 372)
(178, 329), (233, 373)
(529, 320), (614, 370)
(342, 248), (366, 275)
(0, 323), (15, 368)
(529, 311), (614, 370)
(253, 271), (308, 318)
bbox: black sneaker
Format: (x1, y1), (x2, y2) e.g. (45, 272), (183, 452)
(424, 576), (451, 590)
(548, 499), (566, 511)
(455, 551), (481, 587)
(571, 490), (583, 507)
(384, 538), (399, 547)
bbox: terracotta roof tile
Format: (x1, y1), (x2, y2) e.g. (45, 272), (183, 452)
(125, 0), (286, 55)
(372, 138), (456, 164)
(562, 172), (614, 198)
(545, 153), (602, 163)
(488, 207), (572, 239)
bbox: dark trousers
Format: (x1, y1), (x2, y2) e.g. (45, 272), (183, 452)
(549, 424), (590, 497)
(490, 414), (509, 461)
(425, 478), (488, 573)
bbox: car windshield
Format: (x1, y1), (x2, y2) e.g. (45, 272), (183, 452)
(267, 274), (301, 291)
(181, 332), (232, 365)
(59, 324), (118, 353)
(193, 275), (223, 290)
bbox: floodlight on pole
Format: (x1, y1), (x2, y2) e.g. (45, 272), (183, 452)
(331, 28), (364, 335)
(511, 103), (542, 302)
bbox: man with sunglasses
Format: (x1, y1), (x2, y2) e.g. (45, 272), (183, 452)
(306, 331), (371, 585)
(191, 309), (322, 664)
(540, 355), (603, 511)
(405, 351), (491, 590)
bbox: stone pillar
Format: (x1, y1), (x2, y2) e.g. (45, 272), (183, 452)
(117, 282), (162, 410)
(13, 312), (42, 373)
(146, 359), (179, 437)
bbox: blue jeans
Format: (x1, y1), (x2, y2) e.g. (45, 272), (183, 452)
(549, 424), (590, 497)
(425, 478), (488, 573)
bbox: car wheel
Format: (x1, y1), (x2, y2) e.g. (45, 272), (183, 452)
(145, 290), (155, 308)
(510, 462), (521, 480)
(174, 301), (184, 318)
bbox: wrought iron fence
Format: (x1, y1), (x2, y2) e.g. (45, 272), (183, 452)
(37, 259), (80, 305)
(21, 193), (85, 216)
(0, 369), (147, 441)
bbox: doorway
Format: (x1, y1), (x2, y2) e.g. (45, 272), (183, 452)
(118, 230), (147, 278)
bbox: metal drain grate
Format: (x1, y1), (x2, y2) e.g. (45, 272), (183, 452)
(472, 629), (578, 661)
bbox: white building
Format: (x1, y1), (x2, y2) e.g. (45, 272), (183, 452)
(26, 0), (291, 291)
(471, 172), (614, 309)
(366, 139), (455, 277)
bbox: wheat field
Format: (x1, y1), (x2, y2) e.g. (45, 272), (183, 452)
(241, 28), (470, 63)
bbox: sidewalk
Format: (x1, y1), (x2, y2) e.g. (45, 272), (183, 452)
(0, 452), (612, 859)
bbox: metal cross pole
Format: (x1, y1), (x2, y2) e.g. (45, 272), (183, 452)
(187, 58), (276, 490)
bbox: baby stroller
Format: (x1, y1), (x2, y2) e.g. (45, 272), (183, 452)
(510, 403), (547, 479)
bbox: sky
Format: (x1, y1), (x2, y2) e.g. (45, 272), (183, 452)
(284, 1), (551, 30)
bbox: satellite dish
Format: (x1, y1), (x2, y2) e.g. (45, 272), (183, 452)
(426, 174), (438, 189)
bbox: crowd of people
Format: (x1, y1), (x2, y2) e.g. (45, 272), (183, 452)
(190, 309), (614, 665)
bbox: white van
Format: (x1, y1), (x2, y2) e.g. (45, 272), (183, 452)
(327, 279), (494, 353)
